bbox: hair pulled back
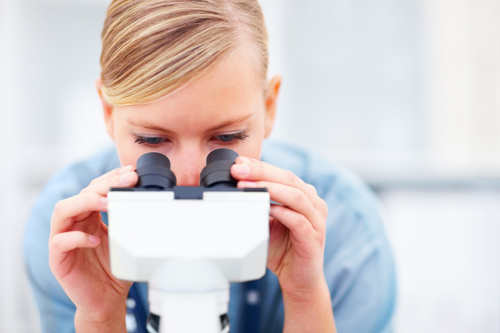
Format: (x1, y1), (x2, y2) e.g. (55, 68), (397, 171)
(100, 0), (269, 106)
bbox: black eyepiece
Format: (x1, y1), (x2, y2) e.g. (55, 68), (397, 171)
(199, 148), (239, 188)
(136, 152), (177, 189)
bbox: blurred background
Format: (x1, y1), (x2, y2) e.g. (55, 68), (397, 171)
(1, 0), (500, 332)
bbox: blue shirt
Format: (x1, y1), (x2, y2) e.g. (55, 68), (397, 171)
(24, 140), (396, 332)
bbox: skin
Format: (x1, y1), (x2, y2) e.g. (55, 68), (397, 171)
(49, 45), (336, 332)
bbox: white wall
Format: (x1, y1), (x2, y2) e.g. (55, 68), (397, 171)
(1, 0), (499, 332)
(381, 189), (500, 333)
(1, 0), (40, 332)
(264, 0), (500, 182)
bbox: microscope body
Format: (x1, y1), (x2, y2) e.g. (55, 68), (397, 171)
(107, 149), (270, 332)
(108, 188), (270, 282)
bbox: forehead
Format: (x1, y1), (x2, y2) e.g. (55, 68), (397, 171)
(117, 47), (265, 132)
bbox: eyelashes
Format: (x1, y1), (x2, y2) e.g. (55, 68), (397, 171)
(215, 132), (249, 143)
(134, 136), (167, 145)
(134, 131), (249, 146)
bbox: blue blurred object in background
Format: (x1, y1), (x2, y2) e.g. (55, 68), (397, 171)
(1, 0), (500, 332)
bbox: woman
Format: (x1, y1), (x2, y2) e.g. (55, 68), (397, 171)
(24, 0), (396, 332)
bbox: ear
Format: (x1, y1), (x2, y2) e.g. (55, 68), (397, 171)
(95, 78), (116, 141)
(264, 75), (281, 138)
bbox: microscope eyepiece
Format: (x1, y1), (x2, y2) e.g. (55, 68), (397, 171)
(136, 152), (177, 189)
(199, 148), (239, 188)
(135, 149), (238, 189)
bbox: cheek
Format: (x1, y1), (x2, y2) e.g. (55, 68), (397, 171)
(117, 150), (139, 168)
(115, 139), (143, 168)
(235, 137), (263, 160)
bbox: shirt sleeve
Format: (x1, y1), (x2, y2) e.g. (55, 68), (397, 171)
(23, 167), (79, 333)
(23, 149), (119, 333)
(260, 141), (397, 332)
(319, 166), (397, 333)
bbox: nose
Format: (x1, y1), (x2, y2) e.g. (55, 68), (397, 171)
(170, 146), (207, 186)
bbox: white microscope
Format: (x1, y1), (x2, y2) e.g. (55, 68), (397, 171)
(107, 149), (270, 332)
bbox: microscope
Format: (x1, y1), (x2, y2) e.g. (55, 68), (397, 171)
(107, 149), (270, 332)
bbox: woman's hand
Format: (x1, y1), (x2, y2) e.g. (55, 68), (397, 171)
(231, 156), (336, 332)
(48, 165), (138, 331)
(231, 156), (327, 295)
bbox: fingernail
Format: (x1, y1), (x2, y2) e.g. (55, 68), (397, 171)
(88, 235), (100, 244)
(119, 172), (135, 185)
(239, 181), (257, 188)
(233, 164), (250, 177)
(101, 197), (108, 206)
(119, 165), (134, 175)
(237, 156), (252, 163)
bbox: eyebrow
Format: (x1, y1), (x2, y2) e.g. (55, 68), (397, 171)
(125, 112), (255, 133)
(124, 119), (174, 134)
(207, 113), (255, 132)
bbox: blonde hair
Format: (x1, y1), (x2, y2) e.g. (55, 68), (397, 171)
(100, 0), (269, 106)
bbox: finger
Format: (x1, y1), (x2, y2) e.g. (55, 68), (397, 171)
(50, 231), (101, 254)
(269, 205), (324, 253)
(232, 157), (304, 186)
(85, 165), (134, 189)
(232, 157), (326, 214)
(303, 184), (327, 216)
(81, 168), (138, 196)
(51, 192), (107, 236)
(238, 180), (324, 232)
(49, 231), (101, 271)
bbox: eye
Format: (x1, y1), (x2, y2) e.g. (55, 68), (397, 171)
(214, 132), (249, 143)
(217, 134), (238, 142)
(134, 136), (167, 145)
